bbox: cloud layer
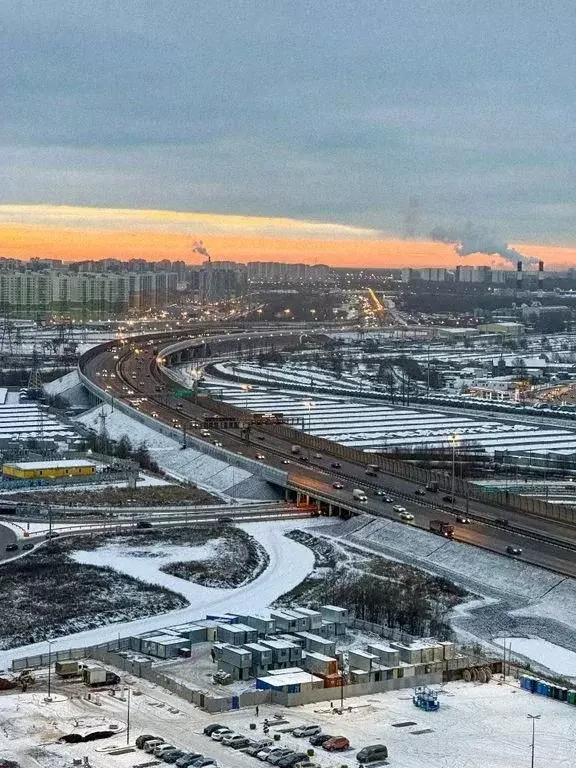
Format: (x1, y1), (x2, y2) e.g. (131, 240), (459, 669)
(2, 2), (574, 244)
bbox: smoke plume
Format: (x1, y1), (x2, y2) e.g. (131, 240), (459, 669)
(430, 224), (538, 267)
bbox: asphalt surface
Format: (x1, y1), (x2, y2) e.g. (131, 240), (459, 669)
(0, 522), (22, 562)
(81, 330), (576, 578)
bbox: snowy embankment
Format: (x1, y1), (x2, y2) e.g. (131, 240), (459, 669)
(0, 518), (324, 669)
(75, 404), (276, 500)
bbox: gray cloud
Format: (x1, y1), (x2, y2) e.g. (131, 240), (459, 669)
(1, 0), (575, 242)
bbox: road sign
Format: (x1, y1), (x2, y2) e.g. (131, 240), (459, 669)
(173, 388), (194, 397)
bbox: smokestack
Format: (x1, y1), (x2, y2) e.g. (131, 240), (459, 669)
(516, 260), (523, 289)
(538, 260), (544, 281)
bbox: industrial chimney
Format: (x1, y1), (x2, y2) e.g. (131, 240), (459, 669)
(516, 260), (523, 293)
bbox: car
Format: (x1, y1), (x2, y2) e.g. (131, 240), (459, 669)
(322, 737), (350, 752)
(223, 735), (250, 750)
(277, 753), (309, 768)
(136, 734), (156, 749)
(256, 748), (274, 761)
(443, 495), (456, 503)
(392, 504), (406, 513)
(374, 490), (385, 496)
(213, 441), (223, 447)
(332, 482), (344, 489)
(506, 545), (523, 556)
(154, 744), (177, 757)
(176, 754), (204, 767)
(255, 454), (266, 460)
(136, 520), (152, 529)
(381, 496), (394, 503)
(5, 543), (18, 552)
(245, 740), (273, 756)
(257, 435), (266, 441)
(456, 516), (471, 524)
(281, 459), (291, 465)
(496, 518), (510, 527)
(414, 489), (426, 496)
(313, 453), (322, 459)
(45, 531), (59, 539)
(188, 759), (216, 768)
(292, 725), (322, 738)
(267, 749), (296, 765)
(143, 738), (165, 752)
(211, 727), (233, 741)
(21, 541), (34, 550)
(309, 734), (333, 746)
(200, 430), (211, 437)
(151, 411), (159, 418)
(164, 750), (187, 763)
(399, 511), (414, 522)
(356, 744), (389, 763)
(331, 462), (341, 468)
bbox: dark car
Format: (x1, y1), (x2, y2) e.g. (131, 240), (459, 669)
(136, 520), (152, 529)
(331, 462), (341, 468)
(5, 543), (18, 552)
(175, 754), (203, 767)
(309, 734), (333, 746)
(203, 723), (225, 736)
(442, 495), (455, 503)
(136, 734), (156, 749)
(21, 541), (34, 550)
(381, 496), (394, 503)
(456, 516), (471, 524)
(356, 744), (388, 763)
(163, 750), (187, 763)
(277, 753), (309, 768)
(188, 759), (216, 768)
(414, 489), (426, 496)
(496, 518), (510, 527)
(506, 545), (522, 556)
(46, 531), (60, 539)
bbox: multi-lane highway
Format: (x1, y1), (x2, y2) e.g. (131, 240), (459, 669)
(79, 328), (576, 578)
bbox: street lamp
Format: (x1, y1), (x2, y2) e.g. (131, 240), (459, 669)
(302, 400), (315, 433)
(241, 384), (252, 410)
(45, 639), (54, 702)
(450, 433), (459, 513)
(528, 714), (541, 768)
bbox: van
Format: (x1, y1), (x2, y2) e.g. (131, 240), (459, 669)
(356, 744), (388, 763)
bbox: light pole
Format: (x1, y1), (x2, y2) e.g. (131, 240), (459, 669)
(241, 384), (252, 410)
(46, 639), (54, 702)
(126, 684), (132, 745)
(450, 434), (458, 513)
(528, 714), (541, 768)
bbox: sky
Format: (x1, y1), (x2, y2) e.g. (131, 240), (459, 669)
(2, 2), (575, 266)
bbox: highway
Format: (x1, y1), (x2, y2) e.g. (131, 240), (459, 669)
(80, 328), (576, 578)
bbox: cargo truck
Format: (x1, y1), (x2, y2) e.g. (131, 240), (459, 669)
(353, 489), (368, 502)
(82, 665), (121, 687)
(55, 660), (80, 678)
(429, 520), (454, 538)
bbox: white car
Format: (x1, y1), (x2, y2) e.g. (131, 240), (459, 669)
(211, 728), (233, 741)
(392, 504), (406, 513)
(399, 511), (414, 522)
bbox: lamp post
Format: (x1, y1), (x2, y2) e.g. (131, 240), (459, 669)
(302, 400), (315, 460)
(528, 714), (541, 768)
(450, 434), (458, 513)
(241, 384), (252, 410)
(126, 684), (132, 745)
(46, 639), (54, 702)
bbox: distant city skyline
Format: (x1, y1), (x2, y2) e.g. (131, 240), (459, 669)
(1, 205), (576, 270)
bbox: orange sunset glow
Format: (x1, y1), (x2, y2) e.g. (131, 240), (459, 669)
(0, 206), (575, 270)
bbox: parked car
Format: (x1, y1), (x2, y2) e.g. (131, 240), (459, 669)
(222, 734), (249, 749)
(163, 750), (187, 763)
(322, 737), (350, 752)
(175, 754), (203, 767)
(292, 725), (322, 738)
(256, 748), (274, 761)
(277, 753), (309, 768)
(309, 734), (333, 746)
(245, 740), (273, 756)
(136, 734), (156, 749)
(203, 724), (225, 736)
(144, 739), (165, 753)
(154, 744), (177, 757)
(506, 545), (522, 556)
(211, 727), (233, 741)
(332, 482), (344, 489)
(188, 759), (216, 768)
(267, 749), (296, 765)
(356, 744), (388, 763)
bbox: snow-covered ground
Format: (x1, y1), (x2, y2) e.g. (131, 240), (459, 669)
(1, 678), (574, 768)
(494, 637), (576, 679)
(0, 518), (324, 669)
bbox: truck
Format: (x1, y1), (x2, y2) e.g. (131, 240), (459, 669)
(82, 665), (121, 687)
(425, 481), (439, 492)
(291, 445), (301, 455)
(353, 488), (368, 502)
(55, 660), (80, 678)
(429, 520), (455, 538)
(365, 464), (379, 476)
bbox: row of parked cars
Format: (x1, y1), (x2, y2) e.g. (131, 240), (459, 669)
(135, 734), (215, 768)
(202, 723), (388, 767)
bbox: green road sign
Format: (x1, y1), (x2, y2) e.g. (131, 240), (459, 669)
(173, 389), (194, 398)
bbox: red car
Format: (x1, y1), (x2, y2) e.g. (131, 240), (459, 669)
(323, 737), (350, 752)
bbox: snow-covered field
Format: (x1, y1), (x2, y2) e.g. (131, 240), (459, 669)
(1, 677), (574, 768)
(0, 518), (324, 669)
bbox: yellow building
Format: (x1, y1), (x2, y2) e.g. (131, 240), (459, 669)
(2, 459), (96, 480)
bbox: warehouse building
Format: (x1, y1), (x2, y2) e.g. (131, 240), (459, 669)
(2, 458), (96, 480)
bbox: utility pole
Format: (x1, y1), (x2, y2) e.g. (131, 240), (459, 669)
(126, 685), (132, 745)
(528, 714), (541, 768)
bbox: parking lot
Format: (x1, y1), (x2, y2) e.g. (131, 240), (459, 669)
(1, 671), (574, 768)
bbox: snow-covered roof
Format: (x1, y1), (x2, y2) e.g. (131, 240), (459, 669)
(257, 671), (323, 687)
(3, 459), (96, 470)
